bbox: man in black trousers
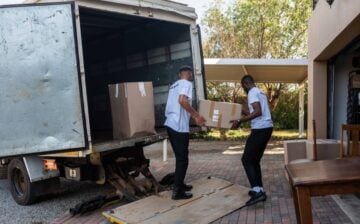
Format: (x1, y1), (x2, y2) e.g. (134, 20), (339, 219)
(231, 74), (273, 206)
(164, 65), (206, 200)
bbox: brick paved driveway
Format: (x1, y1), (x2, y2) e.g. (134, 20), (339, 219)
(149, 141), (353, 224)
(53, 140), (353, 224)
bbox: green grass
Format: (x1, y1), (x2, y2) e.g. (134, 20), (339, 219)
(190, 129), (306, 141)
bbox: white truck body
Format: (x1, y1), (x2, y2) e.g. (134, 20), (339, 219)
(0, 0), (205, 158)
(0, 0), (206, 205)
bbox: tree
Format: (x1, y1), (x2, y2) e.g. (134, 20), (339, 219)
(207, 81), (244, 103)
(202, 0), (311, 112)
(202, 0), (311, 59)
(272, 83), (308, 129)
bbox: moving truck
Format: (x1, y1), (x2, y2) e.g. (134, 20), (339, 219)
(0, 0), (206, 205)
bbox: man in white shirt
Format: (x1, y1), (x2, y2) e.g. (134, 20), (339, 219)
(231, 75), (273, 206)
(164, 65), (206, 200)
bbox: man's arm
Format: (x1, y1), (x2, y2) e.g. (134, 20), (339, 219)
(179, 95), (205, 126)
(230, 102), (261, 129)
(240, 102), (262, 123)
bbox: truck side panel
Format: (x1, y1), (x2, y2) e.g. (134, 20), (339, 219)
(0, 3), (86, 157)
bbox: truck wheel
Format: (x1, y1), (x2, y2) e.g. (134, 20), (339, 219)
(8, 158), (37, 205)
(0, 166), (7, 179)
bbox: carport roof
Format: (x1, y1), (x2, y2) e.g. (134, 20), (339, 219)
(204, 58), (308, 83)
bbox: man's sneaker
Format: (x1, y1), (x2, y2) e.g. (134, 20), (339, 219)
(246, 191), (267, 206)
(182, 184), (193, 191)
(172, 190), (193, 200)
(248, 190), (256, 196)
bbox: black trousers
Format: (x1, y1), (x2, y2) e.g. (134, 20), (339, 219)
(166, 127), (189, 190)
(242, 127), (273, 188)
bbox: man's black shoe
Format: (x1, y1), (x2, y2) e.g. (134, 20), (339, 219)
(246, 191), (266, 206)
(172, 191), (193, 200)
(248, 190), (256, 196)
(182, 184), (193, 191)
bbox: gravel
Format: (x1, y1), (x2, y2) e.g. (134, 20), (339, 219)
(0, 178), (113, 224)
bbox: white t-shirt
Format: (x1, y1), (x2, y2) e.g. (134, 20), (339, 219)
(164, 79), (193, 133)
(248, 87), (273, 129)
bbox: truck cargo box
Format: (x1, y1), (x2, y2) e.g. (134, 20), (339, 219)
(0, 0), (206, 157)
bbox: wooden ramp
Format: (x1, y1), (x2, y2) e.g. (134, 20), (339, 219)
(102, 177), (250, 224)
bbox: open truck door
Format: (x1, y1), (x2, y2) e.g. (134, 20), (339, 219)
(0, 2), (87, 158)
(0, 3), (87, 205)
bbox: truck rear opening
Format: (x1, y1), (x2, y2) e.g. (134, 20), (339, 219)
(79, 7), (196, 144)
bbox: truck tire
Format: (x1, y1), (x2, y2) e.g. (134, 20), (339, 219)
(0, 166), (7, 179)
(8, 158), (37, 205)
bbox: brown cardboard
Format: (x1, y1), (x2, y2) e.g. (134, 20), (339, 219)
(283, 140), (307, 164)
(306, 139), (340, 160)
(108, 82), (156, 140)
(198, 100), (242, 129)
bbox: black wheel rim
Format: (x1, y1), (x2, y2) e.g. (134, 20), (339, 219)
(12, 168), (26, 197)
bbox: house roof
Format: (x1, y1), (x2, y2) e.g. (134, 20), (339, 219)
(204, 58), (308, 83)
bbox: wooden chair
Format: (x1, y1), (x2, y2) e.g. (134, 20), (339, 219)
(290, 120), (317, 164)
(340, 124), (360, 158)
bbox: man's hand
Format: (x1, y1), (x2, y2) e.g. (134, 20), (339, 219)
(193, 114), (206, 126)
(230, 119), (241, 130)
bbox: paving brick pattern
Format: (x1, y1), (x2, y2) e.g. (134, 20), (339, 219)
(52, 141), (353, 224)
(149, 141), (353, 224)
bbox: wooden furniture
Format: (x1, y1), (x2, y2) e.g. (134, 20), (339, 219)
(340, 124), (360, 158)
(285, 157), (360, 224)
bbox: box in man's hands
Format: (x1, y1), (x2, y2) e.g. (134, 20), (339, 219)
(198, 100), (242, 129)
(108, 82), (156, 140)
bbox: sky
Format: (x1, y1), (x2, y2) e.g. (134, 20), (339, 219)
(0, 0), (232, 22)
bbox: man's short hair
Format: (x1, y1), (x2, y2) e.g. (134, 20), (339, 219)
(241, 74), (255, 84)
(179, 65), (193, 73)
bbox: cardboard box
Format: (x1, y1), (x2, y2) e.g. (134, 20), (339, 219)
(306, 139), (340, 160)
(283, 140), (307, 164)
(108, 82), (156, 140)
(198, 100), (242, 129)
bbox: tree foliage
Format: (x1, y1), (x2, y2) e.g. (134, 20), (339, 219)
(207, 81), (244, 103)
(202, 0), (311, 130)
(202, 0), (312, 59)
(272, 83), (308, 129)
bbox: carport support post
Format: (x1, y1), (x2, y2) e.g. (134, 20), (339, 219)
(299, 83), (305, 138)
(163, 139), (168, 162)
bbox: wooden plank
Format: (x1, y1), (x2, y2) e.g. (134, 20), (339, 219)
(102, 177), (235, 224)
(158, 177), (234, 206)
(139, 184), (249, 224)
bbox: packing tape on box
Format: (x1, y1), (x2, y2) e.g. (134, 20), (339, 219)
(138, 82), (146, 97)
(209, 101), (215, 118)
(115, 84), (119, 98)
(231, 104), (237, 116)
(217, 113), (222, 128)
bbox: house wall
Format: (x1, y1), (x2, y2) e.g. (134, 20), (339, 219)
(308, 0), (360, 138)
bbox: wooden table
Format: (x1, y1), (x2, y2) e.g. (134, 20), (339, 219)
(285, 157), (360, 224)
